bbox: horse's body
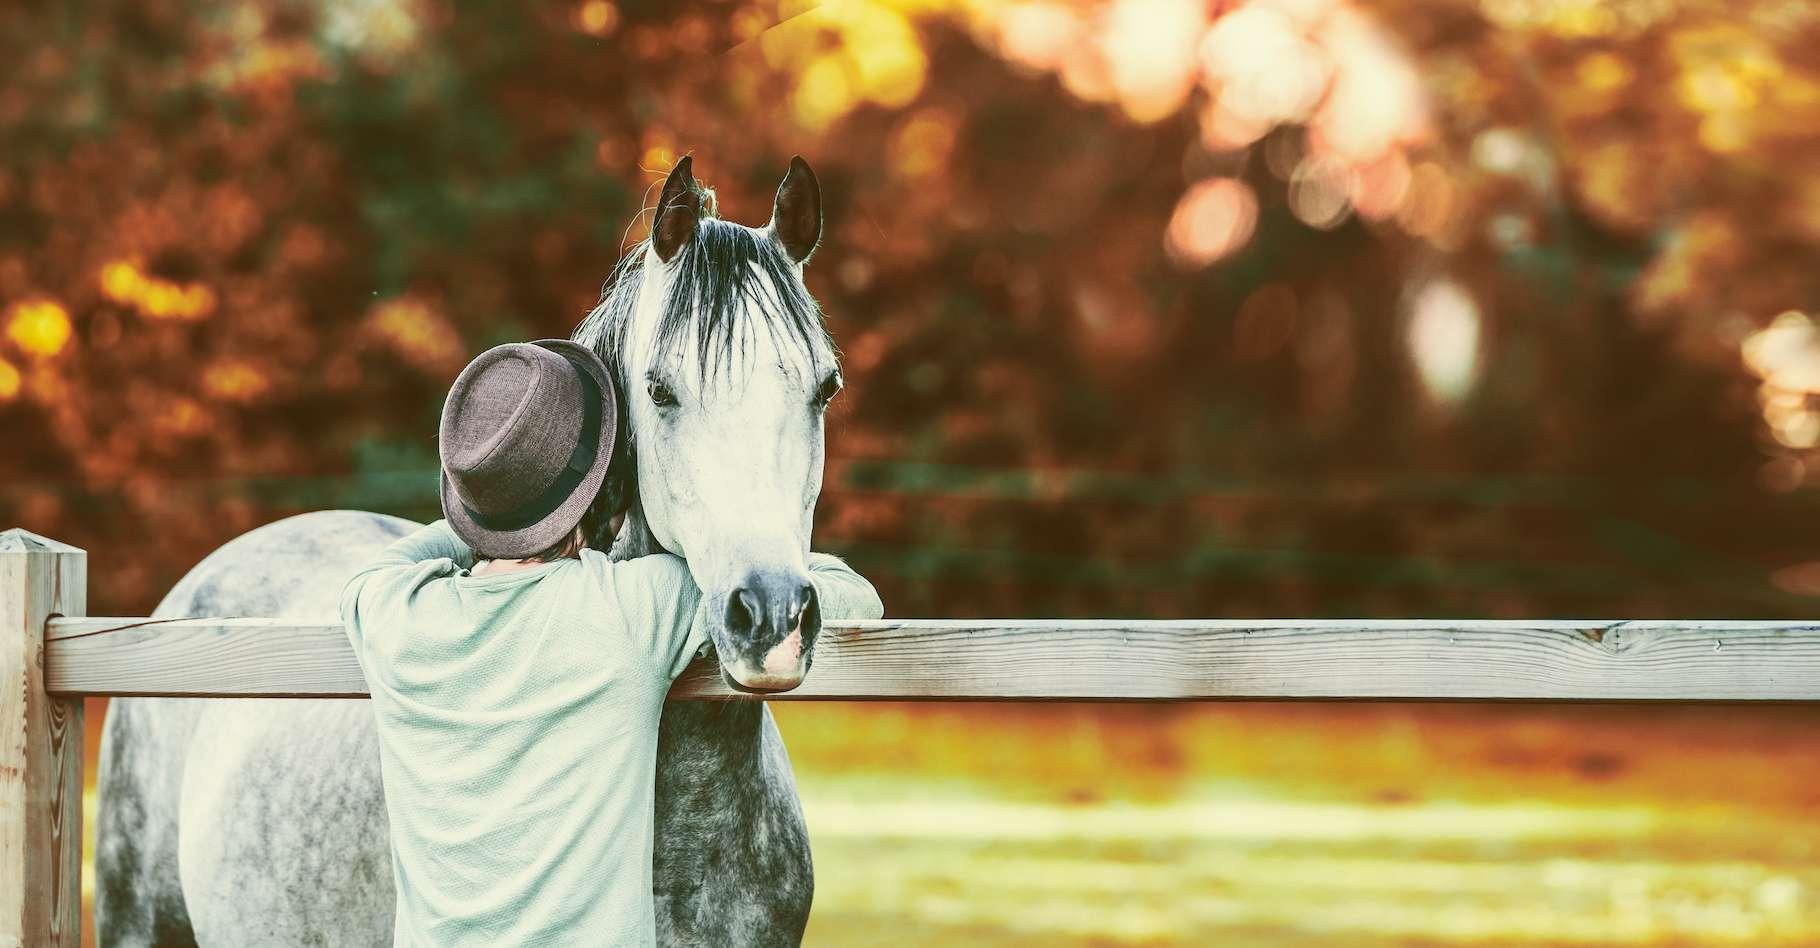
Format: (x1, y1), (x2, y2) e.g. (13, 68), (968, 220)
(97, 512), (811, 946)
(97, 158), (838, 946)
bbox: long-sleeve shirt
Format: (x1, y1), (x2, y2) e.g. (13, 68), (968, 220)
(339, 520), (882, 948)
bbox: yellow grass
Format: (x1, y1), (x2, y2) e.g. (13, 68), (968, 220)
(80, 701), (1820, 945)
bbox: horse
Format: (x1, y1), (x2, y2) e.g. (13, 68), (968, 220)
(95, 156), (850, 946)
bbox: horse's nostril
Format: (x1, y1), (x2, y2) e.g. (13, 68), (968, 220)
(725, 588), (761, 636)
(723, 573), (818, 643)
(788, 584), (815, 629)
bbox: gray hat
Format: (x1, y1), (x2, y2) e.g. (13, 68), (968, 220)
(438, 339), (618, 559)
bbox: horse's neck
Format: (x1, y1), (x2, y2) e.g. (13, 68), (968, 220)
(606, 493), (663, 560)
(607, 495), (769, 782)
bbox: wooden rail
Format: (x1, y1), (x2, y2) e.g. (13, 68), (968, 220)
(40, 615), (1820, 702)
(7, 528), (1820, 944)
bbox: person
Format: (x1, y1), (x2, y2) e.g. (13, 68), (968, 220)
(339, 339), (881, 946)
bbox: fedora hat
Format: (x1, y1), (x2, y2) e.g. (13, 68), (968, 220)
(438, 339), (619, 559)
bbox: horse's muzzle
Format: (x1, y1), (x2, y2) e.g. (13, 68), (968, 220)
(716, 569), (818, 692)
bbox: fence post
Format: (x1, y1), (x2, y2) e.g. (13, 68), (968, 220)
(0, 530), (85, 948)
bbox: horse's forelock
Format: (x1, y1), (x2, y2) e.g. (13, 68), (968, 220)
(576, 224), (833, 387)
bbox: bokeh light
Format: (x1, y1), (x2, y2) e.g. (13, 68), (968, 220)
(5, 299), (72, 358)
(367, 297), (463, 373)
(1102, 0), (1207, 122)
(1165, 177), (1259, 266)
(99, 261), (217, 322)
(1407, 278), (1481, 406)
(1743, 312), (1820, 451)
(574, 0), (620, 37)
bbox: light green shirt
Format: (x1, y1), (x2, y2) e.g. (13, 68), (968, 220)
(340, 520), (882, 948)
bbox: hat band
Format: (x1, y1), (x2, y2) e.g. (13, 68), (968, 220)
(461, 359), (603, 534)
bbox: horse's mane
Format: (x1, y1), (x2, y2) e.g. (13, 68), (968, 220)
(572, 218), (834, 385)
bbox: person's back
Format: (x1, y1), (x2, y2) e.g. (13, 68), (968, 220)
(340, 340), (882, 946)
(347, 542), (699, 946)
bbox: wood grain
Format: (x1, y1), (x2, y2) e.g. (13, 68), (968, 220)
(0, 530), (84, 948)
(47, 617), (366, 698)
(40, 616), (1820, 702)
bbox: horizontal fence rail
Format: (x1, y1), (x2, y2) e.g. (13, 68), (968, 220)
(42, 616), (1820, 701)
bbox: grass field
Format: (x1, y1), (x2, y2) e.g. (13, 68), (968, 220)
(780, 703), (1820, 946)
(81, 701), (1820, 945)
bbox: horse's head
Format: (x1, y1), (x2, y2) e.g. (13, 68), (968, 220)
(576, 156), (838, 692)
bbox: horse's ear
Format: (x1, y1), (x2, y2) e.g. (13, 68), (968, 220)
(652, 156), (700, 262)
(770, 155), (821, 263)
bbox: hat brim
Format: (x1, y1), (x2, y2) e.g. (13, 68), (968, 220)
(441, 339), (619, 560)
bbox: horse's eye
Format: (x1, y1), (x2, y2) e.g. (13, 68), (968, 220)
(814, 371), (844, 406)
(648, 380), (678, 407)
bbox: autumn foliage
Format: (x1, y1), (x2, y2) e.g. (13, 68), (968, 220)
(3, 0), (1819, 622)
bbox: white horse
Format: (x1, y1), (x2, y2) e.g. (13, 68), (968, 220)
(96, 156), (851, 946)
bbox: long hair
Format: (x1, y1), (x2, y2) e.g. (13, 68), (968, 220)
(524, 520), (590, 563)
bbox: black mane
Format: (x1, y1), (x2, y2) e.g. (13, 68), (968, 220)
(574, 218), (834, 385)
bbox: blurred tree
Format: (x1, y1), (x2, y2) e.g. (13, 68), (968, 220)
(1, 0), (1817, 621)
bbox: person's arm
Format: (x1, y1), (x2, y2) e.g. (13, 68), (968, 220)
(609, 552), (882, 682)
(583, 552), (711, 681)
(339, 520), (475, 635)
(808, 552), (884, 621)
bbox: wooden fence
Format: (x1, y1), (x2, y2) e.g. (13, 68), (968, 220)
(7, 528), (1820, 944)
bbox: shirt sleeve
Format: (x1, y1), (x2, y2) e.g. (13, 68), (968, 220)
(591, 552), (880, 684)
(339, 520), (474, 649)
(808, 553), (885, 621)
(665, 597), (715, 681)
(580, 552), (711, 682)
